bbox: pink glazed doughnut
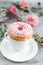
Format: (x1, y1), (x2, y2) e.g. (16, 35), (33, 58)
(7, 22), (33, 41)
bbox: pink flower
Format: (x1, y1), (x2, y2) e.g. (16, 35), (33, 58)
(8, 6), (18, 14)
(26, 14), (39, 27)
(20, 1), (29, 9)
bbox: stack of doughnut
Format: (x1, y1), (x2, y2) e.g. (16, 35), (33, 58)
(7, 22), (33, 41)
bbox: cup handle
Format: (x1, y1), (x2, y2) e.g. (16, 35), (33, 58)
(4, 32), (9, 40)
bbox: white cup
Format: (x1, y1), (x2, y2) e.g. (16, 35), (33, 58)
(5, 32), (31, 51)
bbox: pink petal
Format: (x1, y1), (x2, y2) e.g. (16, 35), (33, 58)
(8, 6), (18, 14)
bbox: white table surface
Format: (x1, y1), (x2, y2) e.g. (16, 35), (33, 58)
(0, 2), (43, 65)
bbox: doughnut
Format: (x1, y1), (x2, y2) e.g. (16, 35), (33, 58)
(7, 22), (33, 41)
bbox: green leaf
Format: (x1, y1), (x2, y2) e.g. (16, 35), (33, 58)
(39, 11), (43, 16)
(24, 9), (29, 13)
(11, 2), (21, 10)
(0, 33), (2, 37)
(0, 24), (7, 41)
(31, 7), (38, 12)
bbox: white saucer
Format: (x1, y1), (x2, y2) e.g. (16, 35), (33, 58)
(0, 38), (38, 62)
